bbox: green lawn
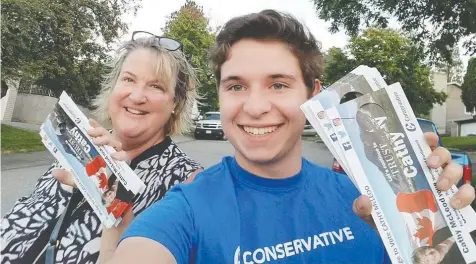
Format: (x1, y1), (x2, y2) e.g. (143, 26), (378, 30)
(473, 173), (476, 189)
(441, 136), (476, 151)
(1, 124), (46, 153)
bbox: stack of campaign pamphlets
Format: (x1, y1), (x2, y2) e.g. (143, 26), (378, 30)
(40, 91), (146, 228)
(301, 66), (476, 264)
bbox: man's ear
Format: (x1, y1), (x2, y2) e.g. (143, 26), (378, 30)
(311, 79), (321, 97)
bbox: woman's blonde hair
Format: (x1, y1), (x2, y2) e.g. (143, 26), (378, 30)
(91, 36), (199, 136)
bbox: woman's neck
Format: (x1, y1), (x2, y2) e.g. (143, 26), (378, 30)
(118, 133), (166, 161)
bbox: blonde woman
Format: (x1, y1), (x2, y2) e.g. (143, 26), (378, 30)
(1, 31), (203, 264)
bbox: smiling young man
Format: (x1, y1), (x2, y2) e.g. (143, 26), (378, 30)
(105, 10), (475, 264)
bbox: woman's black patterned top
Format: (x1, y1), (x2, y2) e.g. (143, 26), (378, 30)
(1, 137), (202, 264)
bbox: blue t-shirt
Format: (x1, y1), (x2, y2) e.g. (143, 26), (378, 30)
(121, 157), (390, 263)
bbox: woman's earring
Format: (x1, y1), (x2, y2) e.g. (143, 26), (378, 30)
(172, 110), (175, 114)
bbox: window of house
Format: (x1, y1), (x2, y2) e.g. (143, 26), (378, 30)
(465, 107), (476, 115)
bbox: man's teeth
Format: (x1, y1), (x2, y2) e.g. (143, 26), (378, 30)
(243, 126), (278, 136)
(126, 107), (147, 115)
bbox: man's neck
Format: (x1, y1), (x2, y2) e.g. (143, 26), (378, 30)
(235, 141), (303, 179)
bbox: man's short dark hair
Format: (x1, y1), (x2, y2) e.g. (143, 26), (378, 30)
(209, 9), (324, 93)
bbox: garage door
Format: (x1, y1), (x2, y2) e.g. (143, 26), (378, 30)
(461, 122), (476, 136)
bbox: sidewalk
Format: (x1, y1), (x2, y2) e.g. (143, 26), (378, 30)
(1, 150), (53, 171)
(1, 121), (41, 131)
(3, 121), (194, 141)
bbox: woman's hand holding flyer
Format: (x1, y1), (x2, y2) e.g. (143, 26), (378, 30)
(52, 119), (129, 188)
(40, 91), (146, 228)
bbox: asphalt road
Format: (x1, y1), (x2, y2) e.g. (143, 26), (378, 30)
(1, 137), (333, 215)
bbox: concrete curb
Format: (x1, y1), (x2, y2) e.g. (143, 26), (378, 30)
(1, 121), (41, 131)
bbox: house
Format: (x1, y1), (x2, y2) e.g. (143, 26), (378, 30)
(452, 116), (476, 136)
(429, 73), (476, 136)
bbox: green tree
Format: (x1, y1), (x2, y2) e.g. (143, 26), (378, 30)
(321, 47), (355, 87)
(461, 58), (476, 113)
(311, 0), (476, 63)
(323, 28), (447, 116)
(434, 48), (464, 84)
(162, 0), (217, 113)
(1, 0), (141, 106)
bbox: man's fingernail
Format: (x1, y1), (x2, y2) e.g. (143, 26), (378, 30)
(451, 198), (462, 208)
(357, 202), (365, 212)
(437, 178), (449, 189)
(428, 155), (440, 167)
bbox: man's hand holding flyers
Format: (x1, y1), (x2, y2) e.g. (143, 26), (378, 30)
(352, 132), (476, 230)
(302, 67), (476, 263)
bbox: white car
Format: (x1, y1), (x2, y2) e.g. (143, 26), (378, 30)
(194, 112), (226, 140)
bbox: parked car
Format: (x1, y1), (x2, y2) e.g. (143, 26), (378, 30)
(302, 120), (317, 136)
(194, 111), (226, 140)
(332, 118), (472, 187)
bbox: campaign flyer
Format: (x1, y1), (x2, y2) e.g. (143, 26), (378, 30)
(57, 92), (145, 195)
(332, 83), (476, 264)
(301, 65), (387, 182)
(40, 91), (146, 228)
(300, 66), (373, 173)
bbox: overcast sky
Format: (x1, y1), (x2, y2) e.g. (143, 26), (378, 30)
(120, 0), (349, 51)
(120, 0), (472, 69)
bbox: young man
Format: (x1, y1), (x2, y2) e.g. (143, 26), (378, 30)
(105, 10), (475, 263)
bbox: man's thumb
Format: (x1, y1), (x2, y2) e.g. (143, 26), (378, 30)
(352, 195), (376, 230)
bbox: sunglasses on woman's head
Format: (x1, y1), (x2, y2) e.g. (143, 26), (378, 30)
(132, 31), (183, 52)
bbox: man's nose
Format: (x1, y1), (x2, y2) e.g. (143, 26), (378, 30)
(242, 88), (271, 118)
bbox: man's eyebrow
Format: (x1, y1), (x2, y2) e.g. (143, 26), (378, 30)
(269, 74), (297, 80)
(221, 74), (297, 82)
(220, 75), (242, 83)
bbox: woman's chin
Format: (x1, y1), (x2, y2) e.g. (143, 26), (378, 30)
(116, 127), (143, 139)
